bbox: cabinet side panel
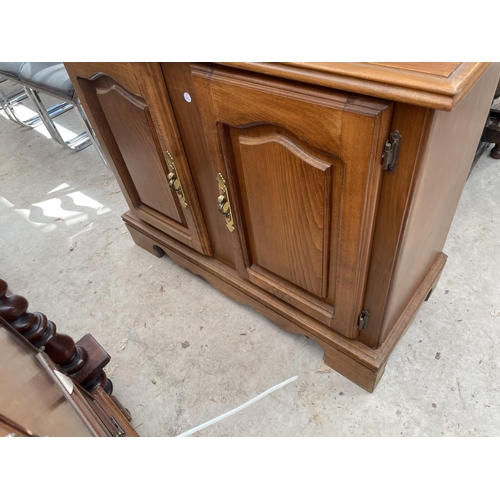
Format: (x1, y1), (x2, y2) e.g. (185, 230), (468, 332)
(358, 104), (430, 348)
(381, 62), (500, 342)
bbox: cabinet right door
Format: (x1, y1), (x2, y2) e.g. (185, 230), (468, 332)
(192, 65), (392, 339)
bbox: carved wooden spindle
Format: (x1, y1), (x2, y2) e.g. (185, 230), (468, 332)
(0, 278), (112, 394)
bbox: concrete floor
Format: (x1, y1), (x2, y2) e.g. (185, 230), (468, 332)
(1, 91), (500, 437)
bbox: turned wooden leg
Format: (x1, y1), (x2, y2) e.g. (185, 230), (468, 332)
(0, 278), (111, 394)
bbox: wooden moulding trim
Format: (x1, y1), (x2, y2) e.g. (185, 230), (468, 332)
(247, 267), (335, 323)
(218, 62), (490, 111)
(65, 63), (143, 97)
(191, 63), (349, 112)
(136, 206), (194, 247)
(122, 213), (447, 373)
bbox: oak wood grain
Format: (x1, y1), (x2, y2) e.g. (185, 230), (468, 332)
(192, 63), (345, 152)
(221, 62), (490, 111)
(134, 63), (213, 256)
(380, 62), (500, 341)
(234, 126), (334, 298)
(160, 63), (235, 268)
(358, 104), (431, 348)
(66, 62), (495, 392)
(333, 101), (393, 337)
(65, 63), (212, 255)
(96, 83), (183, 223)
(370, 62), (460, 77)
(192, 64), (392, 337)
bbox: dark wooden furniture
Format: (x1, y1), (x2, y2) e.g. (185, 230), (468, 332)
(0, 317), (138, 437)
(481, 78), (500, 160)
(482, 110), (500, 159)
(64, 62), (500, 392)
(0, 278), (137, 434)
(0, 278), (112, 394)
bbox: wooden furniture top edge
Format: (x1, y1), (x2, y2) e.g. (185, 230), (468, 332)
(370, 62), (461, 77)
(217, 62), (491, 111)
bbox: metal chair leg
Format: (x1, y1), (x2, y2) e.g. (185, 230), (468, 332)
(0, 86), (37, 126)
(1, 69), (108, 168)
(0, 89), (19, 122)
(75, 98), (109, 168)
(24, 86), (66, 144)
(1, 81), (74, 129)
(24, 87), (91, 151)
(24, 88), (109, 168)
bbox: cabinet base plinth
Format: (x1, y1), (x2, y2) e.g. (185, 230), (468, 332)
(123, 212), (446, 393)
(321, 347), (386, 393)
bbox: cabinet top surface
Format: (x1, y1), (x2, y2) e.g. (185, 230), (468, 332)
(219, 62), (491, 110)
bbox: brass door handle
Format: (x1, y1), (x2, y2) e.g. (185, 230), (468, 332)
(216, 173), (235, 233)
(217, 195), (230, 217)
(165, 151), (188, 209)
(168, 172), (182, 193)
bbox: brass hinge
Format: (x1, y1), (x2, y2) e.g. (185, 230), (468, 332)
(382, 130), (401, 173)
(358, 310), (369, 330)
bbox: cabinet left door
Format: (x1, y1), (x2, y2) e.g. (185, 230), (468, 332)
(65, 62), (212, 255)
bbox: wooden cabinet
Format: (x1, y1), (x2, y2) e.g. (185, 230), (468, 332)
(71, 63), (211, 255)
(190, 64), (392, 337)
(65, 62), (500, 392)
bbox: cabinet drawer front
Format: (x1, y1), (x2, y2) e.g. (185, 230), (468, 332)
(66, 63), (212, 256)
(192, 65), (392, 338)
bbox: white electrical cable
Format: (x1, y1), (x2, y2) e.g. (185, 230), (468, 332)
(176, 375), (299, 437)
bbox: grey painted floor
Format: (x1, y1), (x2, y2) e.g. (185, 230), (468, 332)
(1, 93), (499, 437)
